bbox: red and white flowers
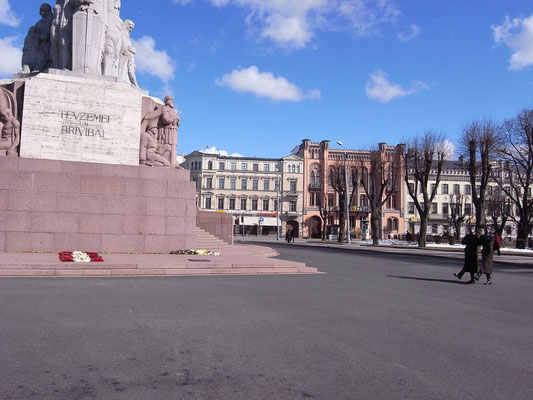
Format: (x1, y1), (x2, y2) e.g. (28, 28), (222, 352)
(58, 251), (104, 262)
(170, 249), (222, 256)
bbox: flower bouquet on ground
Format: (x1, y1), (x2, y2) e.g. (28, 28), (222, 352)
(170, 249), (222, 256)
(58, 251), (104, 262)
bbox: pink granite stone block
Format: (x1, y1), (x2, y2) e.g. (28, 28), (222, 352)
(98, 163), (141, 179)
(80, 175), (125, 196)
(18, 158), (62, 173)
(0, 190), (7, 210)
(123, 215), (166, 235)
(8, 191), (56, 212)
(144, 197), (167, 216)
(165, 218), (186, 235)
(139, 166), (172, 180)
(166, 180), (196, 199)
(32, 172), (81, 193)
(79, 214), (124, 233)
(101, 234), (145, 252)
(55, 233), (102, 251)
(0, 170), (33, 191)
(0, 231), (5, 251)
(56, 193), (103, 214)
(168, 168), (193, 181)
(166, 198), (187, 217)
(144, 235), (185, 253)
(0, 156), (19, 170)
(186, 203), (196, 217)
(184, 236), (196, 249)
(102, 196), (145, 215)
(0, 210), (32, 231)
(31, 212), (79, 233)
(5, 232), (55, 252)
(124, 178), (167, 197)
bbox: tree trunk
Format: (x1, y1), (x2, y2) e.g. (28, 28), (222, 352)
(371, 212), (380, 246)
(516, 224), (530, 249)
(419, 215), (428, 247)
(474, 199), (486, 234)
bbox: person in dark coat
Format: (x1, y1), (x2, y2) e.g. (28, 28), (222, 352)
(285, 227), (293, 243)
(475, 226), (494, 285)
(454, 226), (480, 284)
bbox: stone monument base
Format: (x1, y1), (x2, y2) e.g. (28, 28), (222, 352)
(0, 157), (197, 253)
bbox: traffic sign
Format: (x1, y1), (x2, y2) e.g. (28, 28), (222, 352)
(259, 217), (264, 223)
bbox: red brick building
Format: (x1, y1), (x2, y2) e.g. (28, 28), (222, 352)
(296, 139), (406, 239)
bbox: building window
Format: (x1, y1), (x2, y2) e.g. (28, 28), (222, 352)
(264, 164), (270, 172)
(218, 177), (225, 189)
(387, 218), (398, 231)
(487, 186), (493, 196)
(240, 198), (247, 210)
(275, 164), (280, 171)
(360, 195), (367, 207)
(241, 178), (247, 190)
(252, 179), (259, 190)
(289, 180), (297, 192)
(289, 200), (297, 212)
(292, 165), (296, 173)
(465, 185), (471, 195)
(205, 197), (212, 209)
(206, 177), (212, 189)
(264, 180), (270, 191)
(219, 162), (225, 170)
(465, 203), (472, 215)
(207, 161), (213, 170)
(408, 202), (415, 214)
(229, 198), (236, 210)
(230, 178), (236, 189)
(251, 199), (258, 210)
(431, 203), (438, 214)
(453, 184), (460, 194)
(310, 192), (316, 206)
(253, 163), (259, 171)
(442, 184), (449, 194)
(274, 199), (278, 211)
(217, 197), (224, 210)
(387, 195), (397, 209)
(328, 193), (335, 207)
(241, 162), (248, 171)
(432, 224), (438, 234)
(231, 162), (237, 170)
(263, 199), (269, 211)
(528, 187), (531, 197)
(431, 184), (436, 194)
(442, 203), (449, 216)
(409, 182), (415, 193)
(296, 165), (300, 173)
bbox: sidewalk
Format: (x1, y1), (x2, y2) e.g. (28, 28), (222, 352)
(235, 236), (533, 268)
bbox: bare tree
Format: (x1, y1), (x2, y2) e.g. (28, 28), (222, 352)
(460, 120), (500, 234)
(318, 192), (334, 241)
(359, 152), (399, 246)
(492, 109), (533, 248)
(486, 193), (512, 238)
(449, 194), (467, 240)
(329, 164), (348, 244)
(404, 131), (447, 247)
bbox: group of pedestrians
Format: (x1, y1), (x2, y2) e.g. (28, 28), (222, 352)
(454, 225), (501, 285)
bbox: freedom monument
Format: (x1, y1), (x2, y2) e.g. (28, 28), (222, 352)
(0, 1), (233, 253)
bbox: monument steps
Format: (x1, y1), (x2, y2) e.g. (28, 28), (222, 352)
(194, 227), (232, 249)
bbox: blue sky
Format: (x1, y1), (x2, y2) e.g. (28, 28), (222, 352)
(1, 0), (532, 158)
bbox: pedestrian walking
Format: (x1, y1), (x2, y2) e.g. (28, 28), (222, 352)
(493, 232), (501, 256)
(475, 226), (494, 285)
(286, 227), (293, 243)
(454, 226), (480, 284)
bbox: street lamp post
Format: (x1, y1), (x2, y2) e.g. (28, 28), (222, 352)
(276, 165), (280, 241)
(337, 141), (351, 244)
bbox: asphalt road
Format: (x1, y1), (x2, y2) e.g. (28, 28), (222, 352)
(0, 245), (532, 400)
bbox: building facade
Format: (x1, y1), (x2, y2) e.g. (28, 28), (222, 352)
(183, 151), (304, 237)
(296, 139), (406, 239)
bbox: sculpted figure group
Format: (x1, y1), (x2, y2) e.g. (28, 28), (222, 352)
(22, 1), (138, 86)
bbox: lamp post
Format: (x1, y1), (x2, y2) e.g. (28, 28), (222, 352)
(276, 164), (280, 240)
(336, 141), (351, 244)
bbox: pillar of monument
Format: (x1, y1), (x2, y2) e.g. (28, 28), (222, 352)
(72, 8), (106, 75)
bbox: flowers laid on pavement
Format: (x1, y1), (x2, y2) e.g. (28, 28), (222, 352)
(170, 249), (222, 256)
(58, 251), (104, 262)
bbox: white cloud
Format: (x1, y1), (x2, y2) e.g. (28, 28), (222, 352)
(131, 36), (176, 82)
(215, 65), (321, 102)
(0, 37), (21, 77)
(398, 23), (421, 42)
(439, 139), (456, 160)
(201, 146), (244, 157)
(174, 0), (400, 49)
(365, 70), (429, 103)
(0, 0), (21, 27)
(492, 14), (533, 71)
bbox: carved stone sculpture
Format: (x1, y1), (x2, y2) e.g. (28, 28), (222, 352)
(0, 107), (20, 157)
(102, 0), (123, 77)
(140, 106), (171, 167)
(21, 3), (54, 73)
(119, 19), (138, 87)
(50, 0), (74, 70)
(158, 96), (179, 168)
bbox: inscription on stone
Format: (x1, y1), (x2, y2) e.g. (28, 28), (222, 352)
(59, 110), (110, 137)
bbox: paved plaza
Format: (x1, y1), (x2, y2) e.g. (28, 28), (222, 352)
(1, 244), (532, 400)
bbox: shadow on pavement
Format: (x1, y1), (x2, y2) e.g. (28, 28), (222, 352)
(387, 275), (468, 284)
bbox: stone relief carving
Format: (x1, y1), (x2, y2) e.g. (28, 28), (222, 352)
(22, 0), (139, 86)
(0, 87), (20, 157)
(22, 3), (54, 73)
(139, 96), (180, 168)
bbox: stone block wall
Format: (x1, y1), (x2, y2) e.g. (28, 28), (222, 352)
(0, 157), (197, 253)
(197, 210), (234, 246)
